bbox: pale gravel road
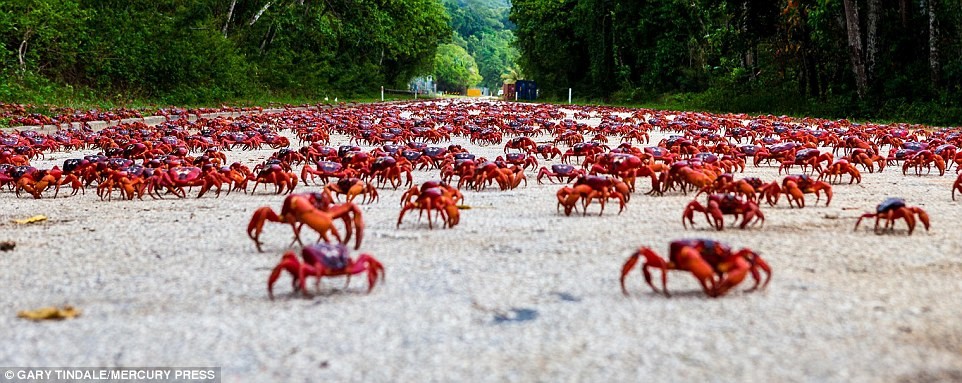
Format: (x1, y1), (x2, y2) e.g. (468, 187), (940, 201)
(1, 102), (960, 382)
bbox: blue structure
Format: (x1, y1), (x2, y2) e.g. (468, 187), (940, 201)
(515, 80), (538, 101)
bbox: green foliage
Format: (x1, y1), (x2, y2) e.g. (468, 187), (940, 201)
(442, 0), (517, 90)
(464, 30), (518, 89)
(0, 0), (87, 78)
(434, 43), (482, 92)
(510, 0), (582, 97)
(513, 0), (962, 122)
(0, 0), (451, 104)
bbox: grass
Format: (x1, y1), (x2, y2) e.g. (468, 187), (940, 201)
(3, 72), (958, 128)
(539, 87), (961, 128)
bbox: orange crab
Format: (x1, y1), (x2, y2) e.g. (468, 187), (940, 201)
(854, 197), (930, 235)
(247, 192), (364, 252)
(324, 177), (379, 204)
(759, 174), (832, 208)
(268, 243), (384, 299)
(620, 239), (771, 297)
(397, 181), (462, 229)
(682, 193), (764, 231)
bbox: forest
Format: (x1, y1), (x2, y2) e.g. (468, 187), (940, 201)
(512, 0), (962, 124)
(2, 0), (961, 124)
(0, 0), (452, 104)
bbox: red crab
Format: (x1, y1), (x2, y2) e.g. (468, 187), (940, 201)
(696, 174), (767, 203)
(902, 150), (945, 176)
(369, 155), (413, 189)
(533, 144), (563, 160)
(268, 243), (384, 299)
(818, 159), (862, 184)
(502, 152), (539, 170)
(854, 197), (930, 235)
(145, 166), (216, 199)
(251, 163), (298, 195)
(14, 167), (60, 199)
(764, 174), (832, 208)
(682, 193), (764, 231)
(556, 175), (629, 216)
(504, 136), (537, 153)
(247, 192), (364, 252)
(620, 239), (771, 297)
(324, 177), (379, 204)
(536, 164), (585, 184)
(397, 181), (462, 229)
(778, 148), (832, 175)
(301, 160), (356, 185)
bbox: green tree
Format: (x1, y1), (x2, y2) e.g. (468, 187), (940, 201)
(0, 0), (87, 76)
(0, 0), (452, 103)
(434, 43), (482, 92)
(466, 30), (518, 89)
(443, 0), (517, 90)
(510, 0), (584, 97)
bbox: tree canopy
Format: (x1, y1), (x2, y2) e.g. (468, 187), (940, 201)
(434, 43), (483, 92)
(0, 0), (451, 103)
(2, 0), (960, 124)
(441, 0), (518, 90)
(511, 0), (962, 122)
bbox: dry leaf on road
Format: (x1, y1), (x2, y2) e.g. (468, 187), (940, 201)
(12, 215), (48, 225)
(17, 305), (81, 321)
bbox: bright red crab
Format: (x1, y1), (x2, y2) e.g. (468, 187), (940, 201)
(682, 193), (764, 231)
(533, 144), (563, 160)
(556, 175), (629, 216)
(503, 136), (537, 153)
(761, 174), (832, 208)
(247, 192), (364, 252)
(536, 164), (585, 184)
(854, 197), (930, 235)
(818, 159), (862, 184)
(324, 177), (379, 204)
(268, 243), (384, 299)
(251, 162), (298, 195)
(397, 181), (462, 229)
(502, 152), (539, 171)
(620, 239), (771, 298)
(300, 160), (356, 185)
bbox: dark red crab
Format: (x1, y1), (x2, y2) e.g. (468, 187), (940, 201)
(268, 243), (384, 299)
(682, 193), (764, 231)
(620, 239), (771, 297)
(854, 197), (930, 235)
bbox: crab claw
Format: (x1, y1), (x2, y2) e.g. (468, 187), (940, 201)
(268, 251), (304, 300)
(620, 247), (669, 297)
(248, 207), (283, 252)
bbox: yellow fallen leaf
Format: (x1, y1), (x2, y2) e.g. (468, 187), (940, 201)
(17, 305), (81, 321)
(12, 215), (47, 224)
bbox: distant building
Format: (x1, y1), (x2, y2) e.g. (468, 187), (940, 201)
(409, 76), (436, 96)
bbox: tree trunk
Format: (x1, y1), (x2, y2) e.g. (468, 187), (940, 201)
(259, 25), (275, 53)
(865, 0), (879, 82)
(740, 0), (756, 79)
(18, 39), (28, 71)
(222, 0), (237, 38)
(928, 0), (940, 86)
(250, 2), (272, 26)
(842, 0), (868, 98)
(806, 54), (821, 98)
(899, 0), (908, 27)
(17, 29), (32, 72)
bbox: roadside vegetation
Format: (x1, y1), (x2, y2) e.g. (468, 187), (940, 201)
(2, 1), (960, 127)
